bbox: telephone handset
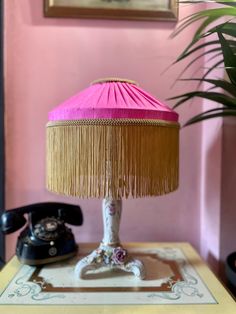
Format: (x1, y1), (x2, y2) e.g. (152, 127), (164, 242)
(0, 202), (83, 265)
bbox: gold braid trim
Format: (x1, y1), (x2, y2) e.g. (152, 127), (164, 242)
(47, 119), (179, 128)
(90, 77), (138, 85)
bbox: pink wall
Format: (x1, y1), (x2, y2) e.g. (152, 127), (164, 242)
(200, 105), (222, 273)
(4, 0), (205, 261)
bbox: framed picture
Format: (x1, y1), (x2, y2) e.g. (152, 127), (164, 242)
(44, 0), (178, 21)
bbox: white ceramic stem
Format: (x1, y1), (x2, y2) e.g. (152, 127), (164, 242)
(102, 198), (121, 246)
(75, 198), (145, 280)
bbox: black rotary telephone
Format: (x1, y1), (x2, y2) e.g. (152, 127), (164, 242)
(0, 202), (83, 265)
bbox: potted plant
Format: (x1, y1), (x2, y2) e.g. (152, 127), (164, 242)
(170, 0), (236, 293)
(170, 0), (236, 126)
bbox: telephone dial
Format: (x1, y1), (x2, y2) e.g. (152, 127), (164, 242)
(0, 202), (83, 265)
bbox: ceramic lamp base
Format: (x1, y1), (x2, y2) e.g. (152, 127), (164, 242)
(75, 198), (145, 279)
(75, 243), (145, 279)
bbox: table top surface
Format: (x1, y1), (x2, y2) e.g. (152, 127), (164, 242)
(0, 242), (235, 314)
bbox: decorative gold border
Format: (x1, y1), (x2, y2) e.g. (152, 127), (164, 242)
(28, 253), (183, 293)
(91, 78), (138, 86)
(47, 119), (180, 128)
(2, 243), (231, 311)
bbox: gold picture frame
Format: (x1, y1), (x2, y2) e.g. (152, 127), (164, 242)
(44, 0), (178, 21)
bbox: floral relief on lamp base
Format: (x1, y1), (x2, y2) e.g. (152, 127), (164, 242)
(74, 198), (145, 279)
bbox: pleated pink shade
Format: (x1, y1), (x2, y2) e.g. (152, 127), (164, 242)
(48, 79), (178, 122)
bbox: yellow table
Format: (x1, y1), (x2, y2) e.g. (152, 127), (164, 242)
(0, 242), (235, 313)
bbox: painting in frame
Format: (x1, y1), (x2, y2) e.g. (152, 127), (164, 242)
(44, 0), (178, 21)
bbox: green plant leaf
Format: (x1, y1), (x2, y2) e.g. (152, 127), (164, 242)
(201, 59), (224, 80)
(184, 108), (236, 126)
(218, 32), (236, 85)
(169, 91), (236, 108)
(172, 7), (236, 39)
(170, 2), (236, 124)
(175, 40), (221, 63)
(179, 78), (236, 96)
(180, 0), (236, 5)
(174, 49), (222, 84)
(213, 22), (236, 38)
(172, 8), (236, 57)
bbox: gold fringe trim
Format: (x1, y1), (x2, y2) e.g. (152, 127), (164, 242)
(46, 120), (179, 199)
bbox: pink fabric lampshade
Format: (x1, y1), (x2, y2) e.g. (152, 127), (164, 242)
(46, 78), (179, 198)
(48, 78), (178, 122)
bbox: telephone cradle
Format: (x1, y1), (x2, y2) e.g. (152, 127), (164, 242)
(0, 202), (83, 265)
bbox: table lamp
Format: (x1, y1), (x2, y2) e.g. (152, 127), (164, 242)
(46, 78), (179, 280)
